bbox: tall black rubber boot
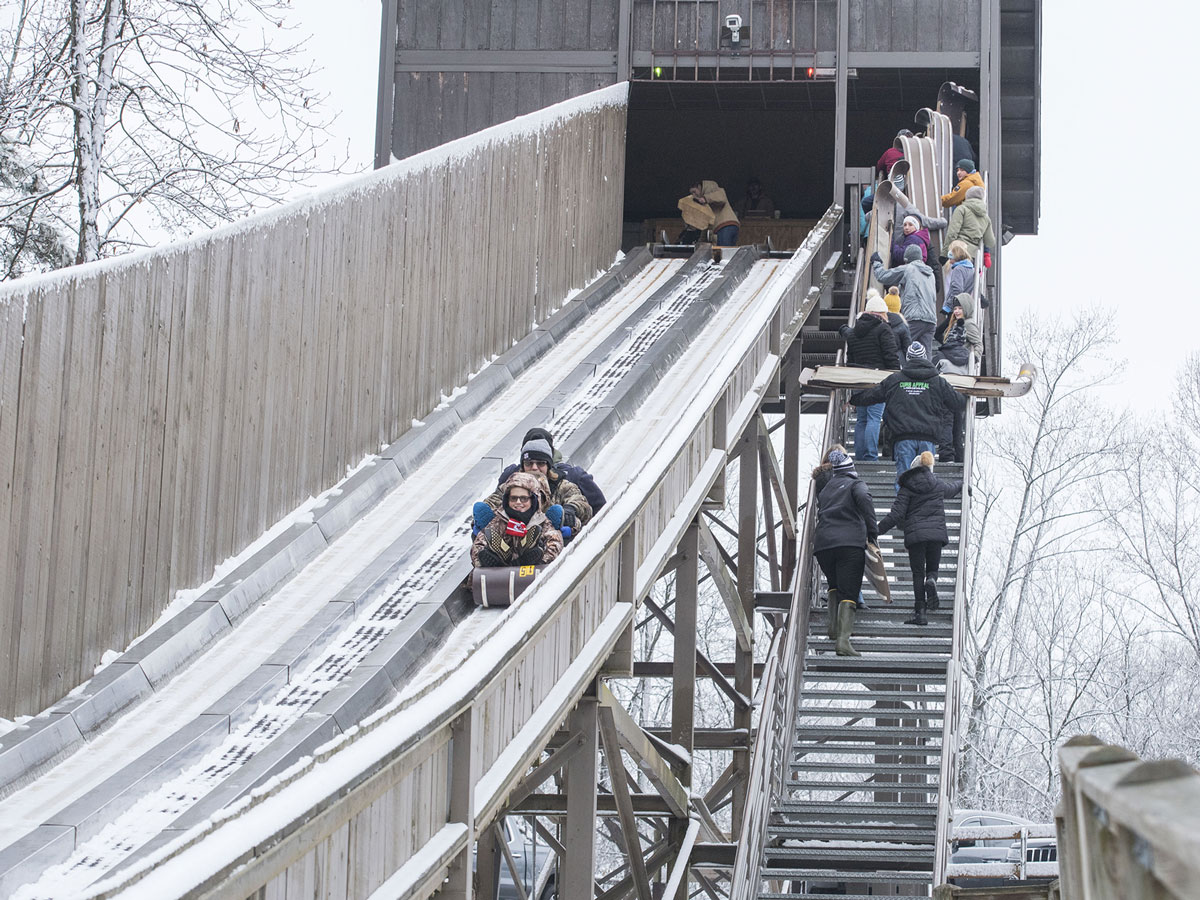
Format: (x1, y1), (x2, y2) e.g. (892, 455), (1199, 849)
(925, 577), (940, 611)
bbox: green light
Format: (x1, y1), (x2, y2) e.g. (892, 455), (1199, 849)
(653, 66), (663, 78)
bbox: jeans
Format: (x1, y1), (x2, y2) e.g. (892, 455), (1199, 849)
(715, 224), (739, 246)
(854, 402), (885, 460)
(894, 438), (936, 487)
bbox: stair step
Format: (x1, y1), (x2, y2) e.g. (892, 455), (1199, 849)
(807, 637), (952, 654)
(801, 670), (947, 685)
(806, 628), (955, 643)
(761, 893), (926, 900)
(784, 779), (938, 794)
(775, 800), (935, 820)
(799, 686), (945, 700)
(795, 725), (942, 741)
(791, 743), (942, 758)
(766, 824), (937, 843)
(764, 845), (934, 867)
(790, 760), (941, 774)
(794, 706), (945, 720)
(758, 867), (931, 884)
(804, 655), (949, 675)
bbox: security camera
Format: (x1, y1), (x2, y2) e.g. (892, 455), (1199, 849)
(725, 13), (742, 29)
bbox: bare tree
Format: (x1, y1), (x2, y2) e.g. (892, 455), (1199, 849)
(0, 0), (342, 275)
(1104, 354), (1200, 663)
(957, 309), (1128, 800)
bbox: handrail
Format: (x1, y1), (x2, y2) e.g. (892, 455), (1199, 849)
(931, 330), (979, 883)
(90, 209), (846, 900)
(1058, 736), (1200, 899)
(732, 227), (859, 898)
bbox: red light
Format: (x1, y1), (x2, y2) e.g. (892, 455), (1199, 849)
(806, 66), (814, 78)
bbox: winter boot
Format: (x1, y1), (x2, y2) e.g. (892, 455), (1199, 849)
(826, 589), (840, 640)
(835, 600), (862, 657)
(905, 599), (928, 626)
(924, 577), (940, 611)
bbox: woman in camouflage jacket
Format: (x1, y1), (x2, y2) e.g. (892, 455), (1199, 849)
(472, 472), (564, 568)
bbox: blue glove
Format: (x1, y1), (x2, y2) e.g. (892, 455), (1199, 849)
(472, 501), (494, 536)
(561, 526), (573, 543)
(545, 504), (564, 530)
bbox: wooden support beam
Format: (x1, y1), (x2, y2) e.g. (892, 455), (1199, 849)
(504, 731), (584, 812)
(494, 823), (530, 900)
(781, 346), (802, 584)
(598, 683), (690, 819)
(692, 842), (737, 868)
(628, 661), (765, 678)
(691, 797), (728, 843)
(598, 706), (654, 900)
(563, 697), (599, 900)
(446, 708), (478, 900)
(757, 438), (782, 592)
(696, 518), (753, 651)
(512, 794), (675, 816)
(642, 597), (750, 711)
(758, 413), (797, 540)
(596, 839), (678, 900)
(530, 817), (566, 858)
(733, 422), (757, 831)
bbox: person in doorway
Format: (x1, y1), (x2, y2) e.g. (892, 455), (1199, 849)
(848, 343), (966, 487)
(737, 177), (776, 218)
(839, 290), (900, 461)
(471, 472), (564, 568)
(940, 159), (985, 209)
(877, 451), (962, 625)
(677, 181), (716, 244)
(871, 245), (937, 359)
(813, 449), (879, 656)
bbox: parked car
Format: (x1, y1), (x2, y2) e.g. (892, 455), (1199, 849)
(949, 809), (1056, 888)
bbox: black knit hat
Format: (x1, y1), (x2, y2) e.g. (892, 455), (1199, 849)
(522, 427), (554, 450)
(906, 342), (927, 361)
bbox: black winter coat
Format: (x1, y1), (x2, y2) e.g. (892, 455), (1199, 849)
(848, 360), (965, 443)
(887, 312), (912, 355)
(878, 466), (963, 546)
(813, 471), (878, 553)
(839, 314), (901, 370)
(498, 461), (606, 513)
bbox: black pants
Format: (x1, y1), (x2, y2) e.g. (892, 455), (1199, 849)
(939, 403), (966, 462)
(815, 547), (866, 606)
(907, 541), (943, 608)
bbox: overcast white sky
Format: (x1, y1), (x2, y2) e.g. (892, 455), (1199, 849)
(291, 0), (1196, 411)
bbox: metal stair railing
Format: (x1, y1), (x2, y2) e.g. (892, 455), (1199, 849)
(931, 344), (979, 884)
(731, 245), (861, 898)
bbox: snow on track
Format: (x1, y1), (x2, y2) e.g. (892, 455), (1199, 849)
(14, 257), (730, 899)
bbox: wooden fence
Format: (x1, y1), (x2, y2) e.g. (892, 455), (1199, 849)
(0, 85), (628, 719)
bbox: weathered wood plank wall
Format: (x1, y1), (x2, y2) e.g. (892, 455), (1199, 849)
(0, 85), (628, 719)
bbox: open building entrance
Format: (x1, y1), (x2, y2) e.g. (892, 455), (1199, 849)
(621, 69), (978, 251)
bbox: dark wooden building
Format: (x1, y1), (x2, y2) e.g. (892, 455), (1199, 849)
(376, 0), (1040, 235)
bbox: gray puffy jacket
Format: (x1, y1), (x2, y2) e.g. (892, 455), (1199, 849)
(872, 258), (937, 324)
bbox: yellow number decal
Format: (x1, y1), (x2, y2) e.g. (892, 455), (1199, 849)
(519, 565), (536, 577)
